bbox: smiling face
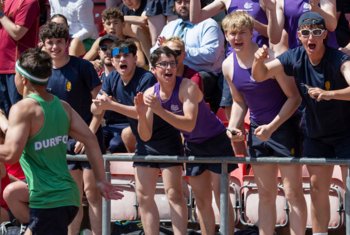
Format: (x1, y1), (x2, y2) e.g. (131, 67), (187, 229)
(297, 25), (327, 55)
(42, 38), (68, 60)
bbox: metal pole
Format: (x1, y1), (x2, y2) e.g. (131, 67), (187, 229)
(346, 166), (350, 235)
(219, 162), (229, 235)
(102, 159), (111, 235)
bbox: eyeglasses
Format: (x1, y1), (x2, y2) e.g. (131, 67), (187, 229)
(100, 45), (111, 52)
(112, 47), (129, 57)
(155, 61), (177, 69)
(299, 28), (325, 37)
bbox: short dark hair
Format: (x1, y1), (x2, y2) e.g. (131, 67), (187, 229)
(102, 7), (124, 22)
(111, 38), (137, 56)
(18, 48), (52, 82)
(39, 22), (70, 42)
(150, 46), (177, 67)
(50, 14), (69, 27)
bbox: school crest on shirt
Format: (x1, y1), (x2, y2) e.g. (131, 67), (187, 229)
(303, 3), (311, 11)
(325, 81), (331, 90)
(66, 81), (72, 92)
(170, 104), (181, 113)
(243, 2), (253, 11)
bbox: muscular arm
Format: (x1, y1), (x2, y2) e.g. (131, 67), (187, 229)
(0, 102), (31, 164)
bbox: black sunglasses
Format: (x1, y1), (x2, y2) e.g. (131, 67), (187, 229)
(173, 49), (182, 57)
(100, 45), (110, 52)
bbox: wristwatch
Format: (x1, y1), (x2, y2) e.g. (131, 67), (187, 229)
(0, 11), (4, 18)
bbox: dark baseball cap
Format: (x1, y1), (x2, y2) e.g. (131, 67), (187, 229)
(99, 34), (117, 46)
(298, 12), (326, 28)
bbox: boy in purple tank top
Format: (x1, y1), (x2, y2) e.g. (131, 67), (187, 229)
(222, 12), (306, 235)
(135, 46), (237, 235)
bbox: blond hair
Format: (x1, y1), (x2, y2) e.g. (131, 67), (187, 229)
(162, 37), (185, 51)
(221, 11), (254, 33)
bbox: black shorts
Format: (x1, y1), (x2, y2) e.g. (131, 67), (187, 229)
(133, 161), (183, 169)
(248, 116), (301, 158)
(185, 131), (237, 176)
(303, 134), (350, 159)
(67, 127), (105, 170)
(145, 0), (176, 16)
(28, 206), (78, 235)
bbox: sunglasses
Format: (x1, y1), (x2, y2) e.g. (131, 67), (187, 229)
(172, 49), (182, 57)
(299, 28), (325, 37)
(111, 47), (130, 57)
(155, 61), (177, 69)
(99, 45), (110, 52)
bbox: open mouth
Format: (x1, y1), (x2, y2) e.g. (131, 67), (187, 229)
(164, 73), (173, 78)
(234, 42), (243, 47)
(308, 43), (316, 50)
(120, 64), (128, 69)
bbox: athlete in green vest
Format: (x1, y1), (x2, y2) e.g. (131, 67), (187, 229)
(0, 48), (123, 235)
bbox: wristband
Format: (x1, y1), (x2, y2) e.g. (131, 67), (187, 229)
(0, 12), (4, 18)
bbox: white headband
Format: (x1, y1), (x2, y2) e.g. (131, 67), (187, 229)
(15, 61), (49, 85)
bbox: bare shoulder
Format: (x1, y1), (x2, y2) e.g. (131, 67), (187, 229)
(10, 99), (40, 118)
(180, 78), (202, 101)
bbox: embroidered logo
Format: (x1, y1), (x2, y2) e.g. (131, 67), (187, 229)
(170, 104), (180, 113)
(66, 81), (72, 92)
(243, 2), (253, 11)
(325, 81), (331, 91)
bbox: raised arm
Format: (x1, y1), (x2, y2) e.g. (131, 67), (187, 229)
(264, 0), (285, 44)
(252, 45), (284, 82)
(311, 0), (337, 32)
(189, 0), (226, 24)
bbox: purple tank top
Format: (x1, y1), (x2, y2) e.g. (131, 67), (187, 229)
(231, 52), (286, 125)
(154, 77), (226, 143)
(227, 0), (268, 55)
(284, 0), (338, 48)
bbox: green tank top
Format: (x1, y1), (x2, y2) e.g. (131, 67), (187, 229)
(20, 93), (79, 209)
